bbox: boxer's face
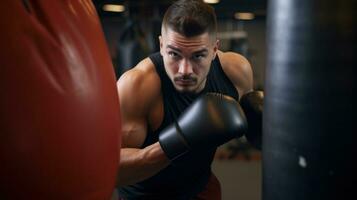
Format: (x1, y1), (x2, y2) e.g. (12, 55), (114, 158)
(160, 28), (218, 94)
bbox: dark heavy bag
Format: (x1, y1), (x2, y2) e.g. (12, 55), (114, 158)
(264, 0), (356, 199)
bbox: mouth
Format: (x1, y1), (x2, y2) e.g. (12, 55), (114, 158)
(175, 79), (195, 86)
(174, 77), (197, 86)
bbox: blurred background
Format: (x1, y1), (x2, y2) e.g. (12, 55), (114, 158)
(92, 0), (266, 199)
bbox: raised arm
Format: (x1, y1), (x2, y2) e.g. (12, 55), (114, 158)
(116, 59), (170, 186)
(219, 51), (263, 149)
(218, 51), (254, 98)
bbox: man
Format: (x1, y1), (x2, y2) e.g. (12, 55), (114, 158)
(116, 0), (256, 199)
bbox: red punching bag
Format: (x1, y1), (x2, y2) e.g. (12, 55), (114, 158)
(0, 0), (121, 199)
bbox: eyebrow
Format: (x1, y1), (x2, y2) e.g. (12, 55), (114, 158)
(167, 45), (182, 52)
(167, 45), (208, 54)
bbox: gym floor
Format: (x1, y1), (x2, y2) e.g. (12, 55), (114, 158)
(213, 160), (262, 200)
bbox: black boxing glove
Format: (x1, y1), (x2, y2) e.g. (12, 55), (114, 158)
(159, 93), (248, 161)
(240, 90), (264, 150)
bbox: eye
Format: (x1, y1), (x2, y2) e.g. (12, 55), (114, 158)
(193, 54), (206, 61)
(168, 51), (180, 58)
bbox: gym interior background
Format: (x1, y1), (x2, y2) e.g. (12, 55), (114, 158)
(93, 0), (267, 199)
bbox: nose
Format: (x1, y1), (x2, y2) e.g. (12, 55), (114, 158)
(178, 59), (193, 75)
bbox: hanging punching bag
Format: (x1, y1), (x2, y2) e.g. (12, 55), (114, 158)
(264, 0), (356, 199)
(0, 0), (121, 199)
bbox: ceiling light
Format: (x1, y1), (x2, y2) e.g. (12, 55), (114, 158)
(102, 4), (125, 13)
(204, 0), (220, 4)
(234, 12), (255, 20)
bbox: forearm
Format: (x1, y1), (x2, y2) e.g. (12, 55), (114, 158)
(240, 90), (263, 150)
(116, 142), (170, 186)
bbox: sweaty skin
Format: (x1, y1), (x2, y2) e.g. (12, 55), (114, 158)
(116, 27), (253, 186)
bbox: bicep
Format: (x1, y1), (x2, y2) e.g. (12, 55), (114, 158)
(236, 58), (253, 98)
(223, 53), (254, 98)
(117, 73), (149, 148)
(120, 114), (147, 148)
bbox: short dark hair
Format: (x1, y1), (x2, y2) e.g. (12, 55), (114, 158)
(162, 0), (217, 38)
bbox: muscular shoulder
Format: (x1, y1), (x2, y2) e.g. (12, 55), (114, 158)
(218, 51), (253, 98)
(117, 57), (161, 117)
(117, 58), (162, 147)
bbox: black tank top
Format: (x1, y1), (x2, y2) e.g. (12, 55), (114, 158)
(118, 52), (239, 200)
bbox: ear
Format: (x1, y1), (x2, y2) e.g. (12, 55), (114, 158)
(212, 39), (220, 59)
(159, 35), (163, 55)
